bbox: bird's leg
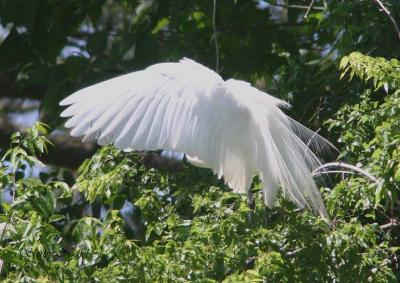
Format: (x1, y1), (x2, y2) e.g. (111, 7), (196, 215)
(247, 188), (255, 224)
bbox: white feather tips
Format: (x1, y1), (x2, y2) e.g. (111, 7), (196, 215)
(60, 58), (331, 218)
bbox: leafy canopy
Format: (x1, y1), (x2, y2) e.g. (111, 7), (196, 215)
(0, 86), (398, 282)
(0, 0), (400, 281)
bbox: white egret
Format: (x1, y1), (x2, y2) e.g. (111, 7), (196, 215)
(60, 58), (333, 218)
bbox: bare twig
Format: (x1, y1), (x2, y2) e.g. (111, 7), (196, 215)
(306, 128), (321, 148)
(313, 170), (356, 176)
(373, 0), (400, 41)
(380, 219), (400, 230)
(263, 0), (324, 11)
(312, 162), (379, 184)
(212, 0), (220, 72)
(304, 0), (317, 19)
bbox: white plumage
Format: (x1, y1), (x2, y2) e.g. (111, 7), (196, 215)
(60, 58), (332, 218)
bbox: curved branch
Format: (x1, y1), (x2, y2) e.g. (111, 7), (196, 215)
(380, 219), (400, 230)
(312, 162), (379, 184)
(313, 170), (355, 176)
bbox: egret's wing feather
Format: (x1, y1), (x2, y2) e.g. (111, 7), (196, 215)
(61, 59), (331, 218)
(60, 59), (255, 194)
(288, 117), (338, 157)
(225, 79), (329, 218)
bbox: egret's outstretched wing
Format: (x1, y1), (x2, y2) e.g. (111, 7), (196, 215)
(61, 59), (256, 194)
(60, 58), (330, 218)
(224, 79), (329, 217)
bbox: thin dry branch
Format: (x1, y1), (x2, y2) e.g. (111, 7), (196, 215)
(313, 170), (355, 176)
(212, 0), (220, 72)
(380, 219), (400, 230)
(373, 0), (400, 41)
(264, 0), (324, 11)
(312, 162), (379, 183)
(304, 0), (317, 18)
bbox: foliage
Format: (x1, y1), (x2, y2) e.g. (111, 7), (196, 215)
(0, 122), (398, 282)
(1, 0), (397, 127)
(326, 51), (400, 280)
(1, 0), (400, 282)
(339, 52), (400, 91)
(329, 52), (400, 211)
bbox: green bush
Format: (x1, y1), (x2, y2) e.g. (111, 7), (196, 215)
(1, 76), (399, 282)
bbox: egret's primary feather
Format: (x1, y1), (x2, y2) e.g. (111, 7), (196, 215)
(60, 58), (332, 218)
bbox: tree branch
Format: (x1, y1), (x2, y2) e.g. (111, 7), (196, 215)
(312, 162), (379, 184)
(0, 73), (46, 100)
(212, 0), (220, 73)
(373, 0), (400, 41)
(263, 0), (324, 11)
(44, 134), (97, 169)
(380, 219), (400, 230)
(304, 0), (317, 18)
